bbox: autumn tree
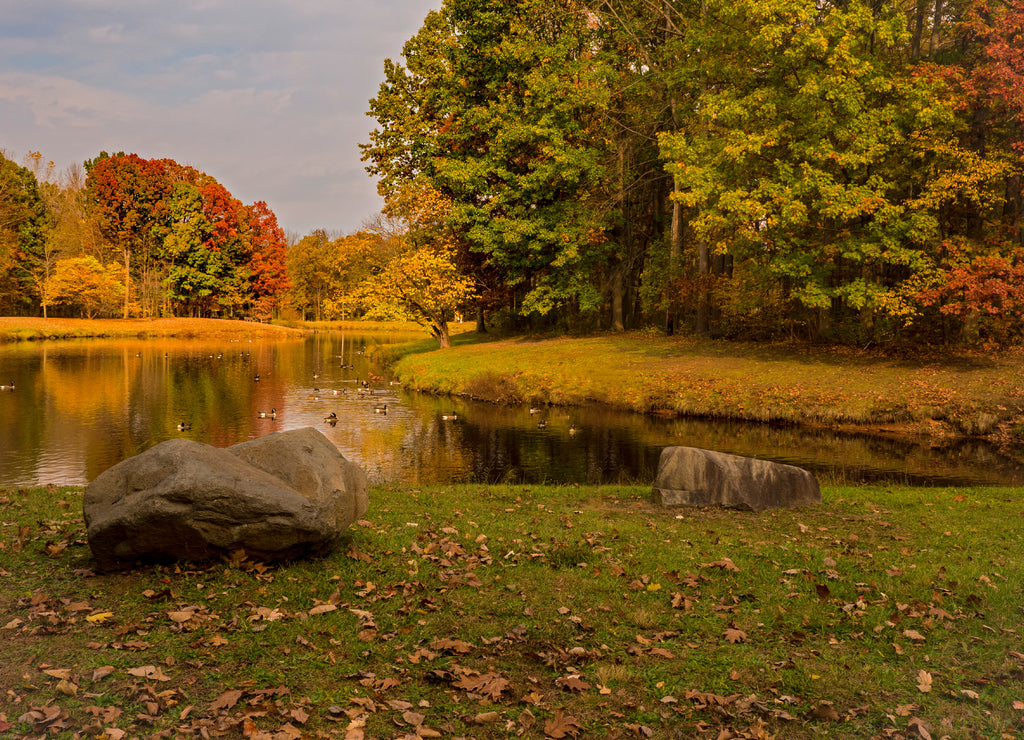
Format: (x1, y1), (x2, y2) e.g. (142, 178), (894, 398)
(246, 201), (290, 319)
(85, 152), (289, 319)
(355, 183), (475, 348)
(45, 256), (125, 318)
(0, 151), (50, 314)
(287, 230), (339, 321)
(363, 0), (620, 328)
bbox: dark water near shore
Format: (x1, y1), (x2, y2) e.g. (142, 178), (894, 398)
(1, 332), (1023, 488)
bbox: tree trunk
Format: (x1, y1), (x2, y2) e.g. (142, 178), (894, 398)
(929, 0), (945, 57)
(667, 186), (682, 335)
(122, 246), (130, 319)
(611, 264), (625, 332)
(696, 239), (710, 336)
(911, 0), (927, 59)
(434, 321), (451, 349)
(475, 303), (487, 333)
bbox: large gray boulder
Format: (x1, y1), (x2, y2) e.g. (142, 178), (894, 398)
(652, 446), (820, 512)
(84, 427), (368, 570)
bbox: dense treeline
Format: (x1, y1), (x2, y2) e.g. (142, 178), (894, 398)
(351, 0), (1024, 347)
(0, 151), (289, 320)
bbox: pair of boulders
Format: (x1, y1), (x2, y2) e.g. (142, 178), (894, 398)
(652, 446), (820, 512)
(84, 427), (368, 570)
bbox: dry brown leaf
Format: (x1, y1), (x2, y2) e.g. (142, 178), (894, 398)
(472, 711), (501, 724)
(700, 558), (739, 572)
(309, 603), (337, 615)
(670, 592), (694, 610)
(916, 670), (932, 693)
(907, 716), (933, 739)
(903, 629), (926, 642)
(454, 672), (510, 701)
(807, 701), (840, 722)
(555, 674), (591, 693)
(723, 627), (747, 644)
(91, 665), (115, 682)
(127, 665), (172, 681)
(210, 688), (244, 710)
(43, 668), (73, 680)
(544, 710), (583, 738)
(430, 637), (474, 654)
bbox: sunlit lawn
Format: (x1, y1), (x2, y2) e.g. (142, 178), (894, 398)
(2, 483), (1022, 739)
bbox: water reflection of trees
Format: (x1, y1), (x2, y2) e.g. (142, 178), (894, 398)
(3, 333), (1024, 488)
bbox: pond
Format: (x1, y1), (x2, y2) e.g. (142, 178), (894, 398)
(1, 332), (1023, 488)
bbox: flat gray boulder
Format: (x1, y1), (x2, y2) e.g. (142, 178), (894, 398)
(84, 427), (368, 570)
(652, 446), (820, 512)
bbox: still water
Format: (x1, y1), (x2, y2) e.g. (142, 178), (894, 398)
(1, 332), (1023, 488)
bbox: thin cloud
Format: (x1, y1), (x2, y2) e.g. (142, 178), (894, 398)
(0, 0), (441, 234)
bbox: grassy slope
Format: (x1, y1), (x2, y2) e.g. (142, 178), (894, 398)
(394, 332), (1024, 438)
(1, 483), (1022, 739)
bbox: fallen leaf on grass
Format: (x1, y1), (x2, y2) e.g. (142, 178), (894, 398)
(806, 701), (840, 721)
(127, 665), (172, 681)
(916, 670), (933, 693)
(92, 665), (115, 681)
(545, 710), (583, 738)
(430, 637), (474, 654)
(700, 558), (739, 573)
(210, 689), (244, 711)
(472, 711), (501, 724)
(907, 716), (933, 739)
(555, 674), (591, 693)
(723, 626), (747, 644)
(454, 672), (510, 701)
(903, 629), (926, 643)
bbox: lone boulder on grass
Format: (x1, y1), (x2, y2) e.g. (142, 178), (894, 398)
(652, 446), (820, 512)
(83, 427), (368, 570)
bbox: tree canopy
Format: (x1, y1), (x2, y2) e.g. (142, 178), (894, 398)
(360, 0), (1024, 347)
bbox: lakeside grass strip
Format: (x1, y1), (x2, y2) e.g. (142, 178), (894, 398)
(394, 333), (1024, 435)
(1, 483), (1022, 738)
(0, 317), (304, 342)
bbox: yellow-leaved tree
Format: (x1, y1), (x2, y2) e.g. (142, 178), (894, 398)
(356, 183), (475, 348)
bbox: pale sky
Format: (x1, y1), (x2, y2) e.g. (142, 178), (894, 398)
(0, 0), (441, 237)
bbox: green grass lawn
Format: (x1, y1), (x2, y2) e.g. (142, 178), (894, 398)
(2, 483), (1022, 739)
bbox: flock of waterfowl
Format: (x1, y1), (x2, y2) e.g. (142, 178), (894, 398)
(116, 354), (577, 436)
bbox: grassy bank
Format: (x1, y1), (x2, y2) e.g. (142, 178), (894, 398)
(393, 333), (1024, 440)
(1, 484), (1021, 739)
(0, 317), (304, 342)
(287, 319), (478, 337)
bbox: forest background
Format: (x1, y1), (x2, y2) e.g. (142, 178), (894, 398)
(1, 0), (1022, 350)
